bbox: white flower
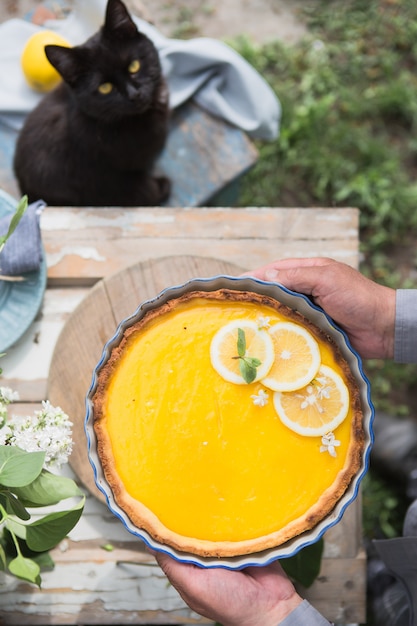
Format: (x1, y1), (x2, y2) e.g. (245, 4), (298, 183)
(257, 316), (271, 330)
(320, 432), (341, 458)
(0, 425), (12, 445)
(251, 389), (269, 407)
(2, 398), (73, 469)
(299, 386), (324, 413)
(316, 385), (332, 400)
(299, 378), (333, 414)
(0, 387), (19, 404)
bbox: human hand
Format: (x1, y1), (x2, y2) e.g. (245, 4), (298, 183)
(246, 257), (395, 360)
(155, 552), (303, 626)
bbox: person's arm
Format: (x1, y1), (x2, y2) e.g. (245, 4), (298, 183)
(279, 599), (331, 625)
(395, 290), (417, 364)
(246, 257), (396, 360)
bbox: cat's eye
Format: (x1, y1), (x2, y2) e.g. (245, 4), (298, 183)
(98, 82), (113, 95)
(128, 59), (141, 74)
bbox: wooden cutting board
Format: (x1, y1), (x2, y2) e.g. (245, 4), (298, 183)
(47, 255), (244, 501)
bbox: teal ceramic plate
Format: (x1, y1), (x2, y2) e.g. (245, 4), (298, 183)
(0, 190), (47, 353)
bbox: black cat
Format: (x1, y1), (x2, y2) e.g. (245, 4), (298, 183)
(13, 0), (171, 206)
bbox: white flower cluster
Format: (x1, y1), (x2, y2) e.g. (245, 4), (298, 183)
(0, 387), (20, 426)
(0, 388), (73, 468)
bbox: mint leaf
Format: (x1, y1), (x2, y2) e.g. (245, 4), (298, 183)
(235, 329), (262, 383)
(237, 327), (246, 357)
(246, 357), (261, 368)
(239, 358), (257, 384)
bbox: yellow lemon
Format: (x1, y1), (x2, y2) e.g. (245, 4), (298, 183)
(273, 364), (350, 437)
(210, 320), (275, 384)
(21, 30), (70, 93)
(261, 321), (321, 392)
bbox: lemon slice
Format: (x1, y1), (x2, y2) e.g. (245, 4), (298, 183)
(210, 320), (274, 384)
(261, 322), (321, 392)
(273, 364), (350, 437)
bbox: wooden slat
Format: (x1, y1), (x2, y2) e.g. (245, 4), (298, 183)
(41, 207), (359, 285)
(159, 102), (259, 206)
(0, 538), (365, 625)
(302, 550), (366, 623)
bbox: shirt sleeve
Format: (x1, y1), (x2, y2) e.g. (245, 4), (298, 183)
(278, 599), (331, 625)
(394, 290), (417, 364)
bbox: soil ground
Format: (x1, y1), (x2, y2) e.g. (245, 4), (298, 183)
(0, 0), (308, 44)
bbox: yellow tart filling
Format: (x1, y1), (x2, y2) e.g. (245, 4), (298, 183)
(93, 292), (364, 554)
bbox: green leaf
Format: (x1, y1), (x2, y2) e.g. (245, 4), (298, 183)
(237, 327), (246, 357)
(1, 491), (30, 520)
(8, 553), (41, 586)
(31, 550), (54, 571)
(6, 517), (27, 541)
(246, 357), (262, 368)
(101, 543), (114, 552)
(239, 358), (257, 384)
(0, 446), (45, 488)
(12, 470), (84, 507)
(0, 543), (7, 570)
(281, 538), (324, 588)
(0, 196), (28, 251)
(26, 498), (85, 552)
(0, 526), (54, 571)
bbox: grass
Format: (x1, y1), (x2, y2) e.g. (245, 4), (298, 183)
(235, 0), (417, 257)
(229, 0), (417, 553)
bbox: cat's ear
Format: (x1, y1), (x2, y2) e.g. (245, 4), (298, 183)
(104, 0), (137, 40)
(45, 45), (85, 87)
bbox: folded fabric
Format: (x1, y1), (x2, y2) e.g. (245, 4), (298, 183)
(373, 537), (417, 624)
(0, 0), (281, 140)
(0, 200), (45, 276)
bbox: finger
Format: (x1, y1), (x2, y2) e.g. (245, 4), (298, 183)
(242, 257), (334, 281)
(263, 257), (332, 270)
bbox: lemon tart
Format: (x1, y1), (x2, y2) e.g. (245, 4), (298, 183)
(92, 289), (365, 557)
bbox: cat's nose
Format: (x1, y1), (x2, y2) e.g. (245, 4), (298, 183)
(125, 84), (140, 101)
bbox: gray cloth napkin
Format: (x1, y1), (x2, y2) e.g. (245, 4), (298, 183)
(0, 199), (45, 276)
(373, 537), (417, 625)
(373, 500), (417, 626)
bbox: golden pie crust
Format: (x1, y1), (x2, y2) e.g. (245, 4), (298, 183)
(92, 289), (365, 557)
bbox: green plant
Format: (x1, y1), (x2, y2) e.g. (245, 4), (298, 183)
(0, 196), (27, 253)
(0, 387), (85, 586)
(362, 472), (408, 539)
(232, 0), (417, 257)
